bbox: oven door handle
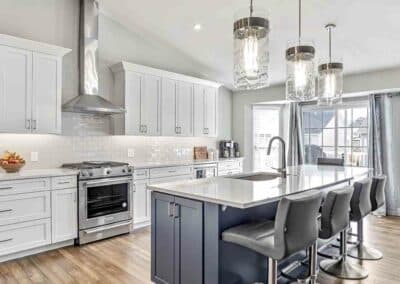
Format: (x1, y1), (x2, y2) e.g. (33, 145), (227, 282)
(83, 220), (133, 234)
(82, 177), (133, 187)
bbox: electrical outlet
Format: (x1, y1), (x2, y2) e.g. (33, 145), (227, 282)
(31, 152), (39, 162)
(127, 149), (135, 158)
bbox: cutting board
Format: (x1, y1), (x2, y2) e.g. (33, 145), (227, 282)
(194, 147), (208, 160)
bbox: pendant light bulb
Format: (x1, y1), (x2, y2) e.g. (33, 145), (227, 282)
(285, 0), (316, 101)
(318, 23), (343, 105)
(233, 0), (270, 90)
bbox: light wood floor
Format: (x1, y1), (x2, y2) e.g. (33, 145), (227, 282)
(0, 216), (399, 284)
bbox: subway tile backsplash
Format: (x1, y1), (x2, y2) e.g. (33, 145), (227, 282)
(0, 134), (218, 169)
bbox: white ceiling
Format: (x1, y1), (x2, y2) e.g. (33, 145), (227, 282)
(102, 0), (400, 90)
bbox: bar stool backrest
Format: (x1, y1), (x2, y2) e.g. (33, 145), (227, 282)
(274, 191), (323, 259)
(319, 186), (354, 239)
(370, 176), (387, 212)
(350, 178), (372, 222)
(317, 157), (344, 166)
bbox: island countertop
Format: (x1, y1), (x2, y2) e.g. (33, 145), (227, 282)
(147, 165), (371, 208)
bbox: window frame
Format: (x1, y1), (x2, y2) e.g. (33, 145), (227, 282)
(252, 104), (284, 171)
(301, 101), (370, 167)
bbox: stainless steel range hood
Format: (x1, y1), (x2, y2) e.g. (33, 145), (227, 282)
(63, 0), (125, 115)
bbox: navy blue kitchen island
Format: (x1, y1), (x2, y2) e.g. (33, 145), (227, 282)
(148, 166), (370, 284)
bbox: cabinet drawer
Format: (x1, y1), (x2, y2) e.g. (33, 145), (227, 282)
(52, 175), (77, 190)
(134, 169), (149, 180)
(0, 218), (51, 256)
(218, 161), (242, 171)
(0, 178), (51, 196)
(150, 166), (193, 179)
(0, 191), (51, 226)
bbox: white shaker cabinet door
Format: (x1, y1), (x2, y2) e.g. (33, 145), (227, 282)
(161, 78), (178, 136)
(32, 53), (62, 134)
(51, 188), (78, 243)
(133, 180), (150, 226)
(125, 71), (142, 135)
(193, 84), (206, 137)
(205, 86), (217, 137)
(176, 81), (193, 136)
(0, 46), (32, 133)
(141, 74), (161, 136)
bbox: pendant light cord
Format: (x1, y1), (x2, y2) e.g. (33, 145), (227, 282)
(298, 0), (302, 44)
(250, 0), (254, 17)
(329, 26), (332, 62)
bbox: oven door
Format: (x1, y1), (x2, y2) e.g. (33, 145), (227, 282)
(79, 177), (133, 230)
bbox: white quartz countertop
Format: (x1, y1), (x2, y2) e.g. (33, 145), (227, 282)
(0, 168), (78, 181)
(148, 165), (371, 209)
(132, 157), (244, 169)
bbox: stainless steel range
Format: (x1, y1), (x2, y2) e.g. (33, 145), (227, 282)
(62, 161), (133, 245)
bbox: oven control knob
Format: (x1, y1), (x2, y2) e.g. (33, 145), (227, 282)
(122, 202), (127, 208)
(89, 172), (93, 177)
(122, 169), (126, 173)
(128, 168), (132, 173)
(106, 170), (111, 175)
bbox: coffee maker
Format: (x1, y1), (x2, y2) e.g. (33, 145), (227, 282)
(219, 140), (239, 158)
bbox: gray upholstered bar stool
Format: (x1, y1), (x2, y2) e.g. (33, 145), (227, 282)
(222, 191), (323, 284)
(348, 176), (386, 260)
(319, 186), (368, 279)
(317, 157), (344, 166)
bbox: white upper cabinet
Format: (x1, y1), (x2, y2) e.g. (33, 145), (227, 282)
(111, 61), (221, 137)
(194, 84), (218, 137)
(141, 74), (161, 136)
(0, 46), (32, 133)
(32, 53), (62, 134)
(112, 71), (161, 136)
(0, 34), (70, 134)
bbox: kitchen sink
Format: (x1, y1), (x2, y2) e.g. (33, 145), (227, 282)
(229, 172), (283, 181)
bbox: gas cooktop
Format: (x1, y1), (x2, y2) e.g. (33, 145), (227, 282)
(62, 161), (132, 180)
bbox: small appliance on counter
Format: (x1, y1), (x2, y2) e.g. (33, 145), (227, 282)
(219, 140), (240, 158)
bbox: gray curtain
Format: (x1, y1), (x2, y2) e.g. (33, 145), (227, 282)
(287, 102), (304, 167)
(369, 93), (399, 216)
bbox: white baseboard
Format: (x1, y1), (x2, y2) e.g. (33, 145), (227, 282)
(133, 220), (150, 231)
(0, 240), (74, 263)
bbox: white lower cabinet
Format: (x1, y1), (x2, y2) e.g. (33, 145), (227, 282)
(51, 187), (78, 243)
(133, 179), (150, 228)
(0, 218), (51, 257)
(0, 191), (51, 226)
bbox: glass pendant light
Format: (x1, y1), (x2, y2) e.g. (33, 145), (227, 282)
(285, 0), (316, 101)
(318, 24), (343, 105)
(233, 0), (270, 90)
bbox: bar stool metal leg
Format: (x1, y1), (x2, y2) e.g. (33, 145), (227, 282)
(309, 242), (318, 284)
(347, 220), (383, 260)
(320, 230), (368, 280)
(268, 258), (278, 284)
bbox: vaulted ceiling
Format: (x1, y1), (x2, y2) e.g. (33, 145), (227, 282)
(102, 0), (400, 90)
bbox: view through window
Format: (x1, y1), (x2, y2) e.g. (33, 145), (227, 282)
(302, 103), (369, 167)
(253, 106), (281, 171)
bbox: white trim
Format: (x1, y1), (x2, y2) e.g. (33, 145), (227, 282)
(110, 61), (222, 88)
(0, 240), (74, 263)
(0, 34), (71, 57)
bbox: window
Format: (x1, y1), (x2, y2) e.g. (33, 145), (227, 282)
(302, 103), (369, 167)
(253, 106), (282, 171)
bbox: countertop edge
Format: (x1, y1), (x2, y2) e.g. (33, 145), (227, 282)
(0, 169), (79, 182)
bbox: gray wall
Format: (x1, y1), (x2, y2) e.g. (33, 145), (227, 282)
(233, 67), (400, 170)
(0, 0), (233, 140)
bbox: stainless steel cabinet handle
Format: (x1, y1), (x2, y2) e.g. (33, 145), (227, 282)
(25, 119), (31, 130)
(32, 120), (37, 130)
(174, 204), (180, 218)
(0, 209), (12, 213)
(0, 238), (12, 243)
(168, 202), (174, 217)
(58, 181), (71, 184)
(0, 187), (12, 190)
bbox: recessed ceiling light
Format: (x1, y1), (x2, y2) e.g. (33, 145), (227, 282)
(193, 24), (202, 31)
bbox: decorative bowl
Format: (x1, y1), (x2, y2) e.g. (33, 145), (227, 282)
(0, 162), (25, 173)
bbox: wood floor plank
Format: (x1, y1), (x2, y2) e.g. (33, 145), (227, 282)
(0, 217), (398, 283)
